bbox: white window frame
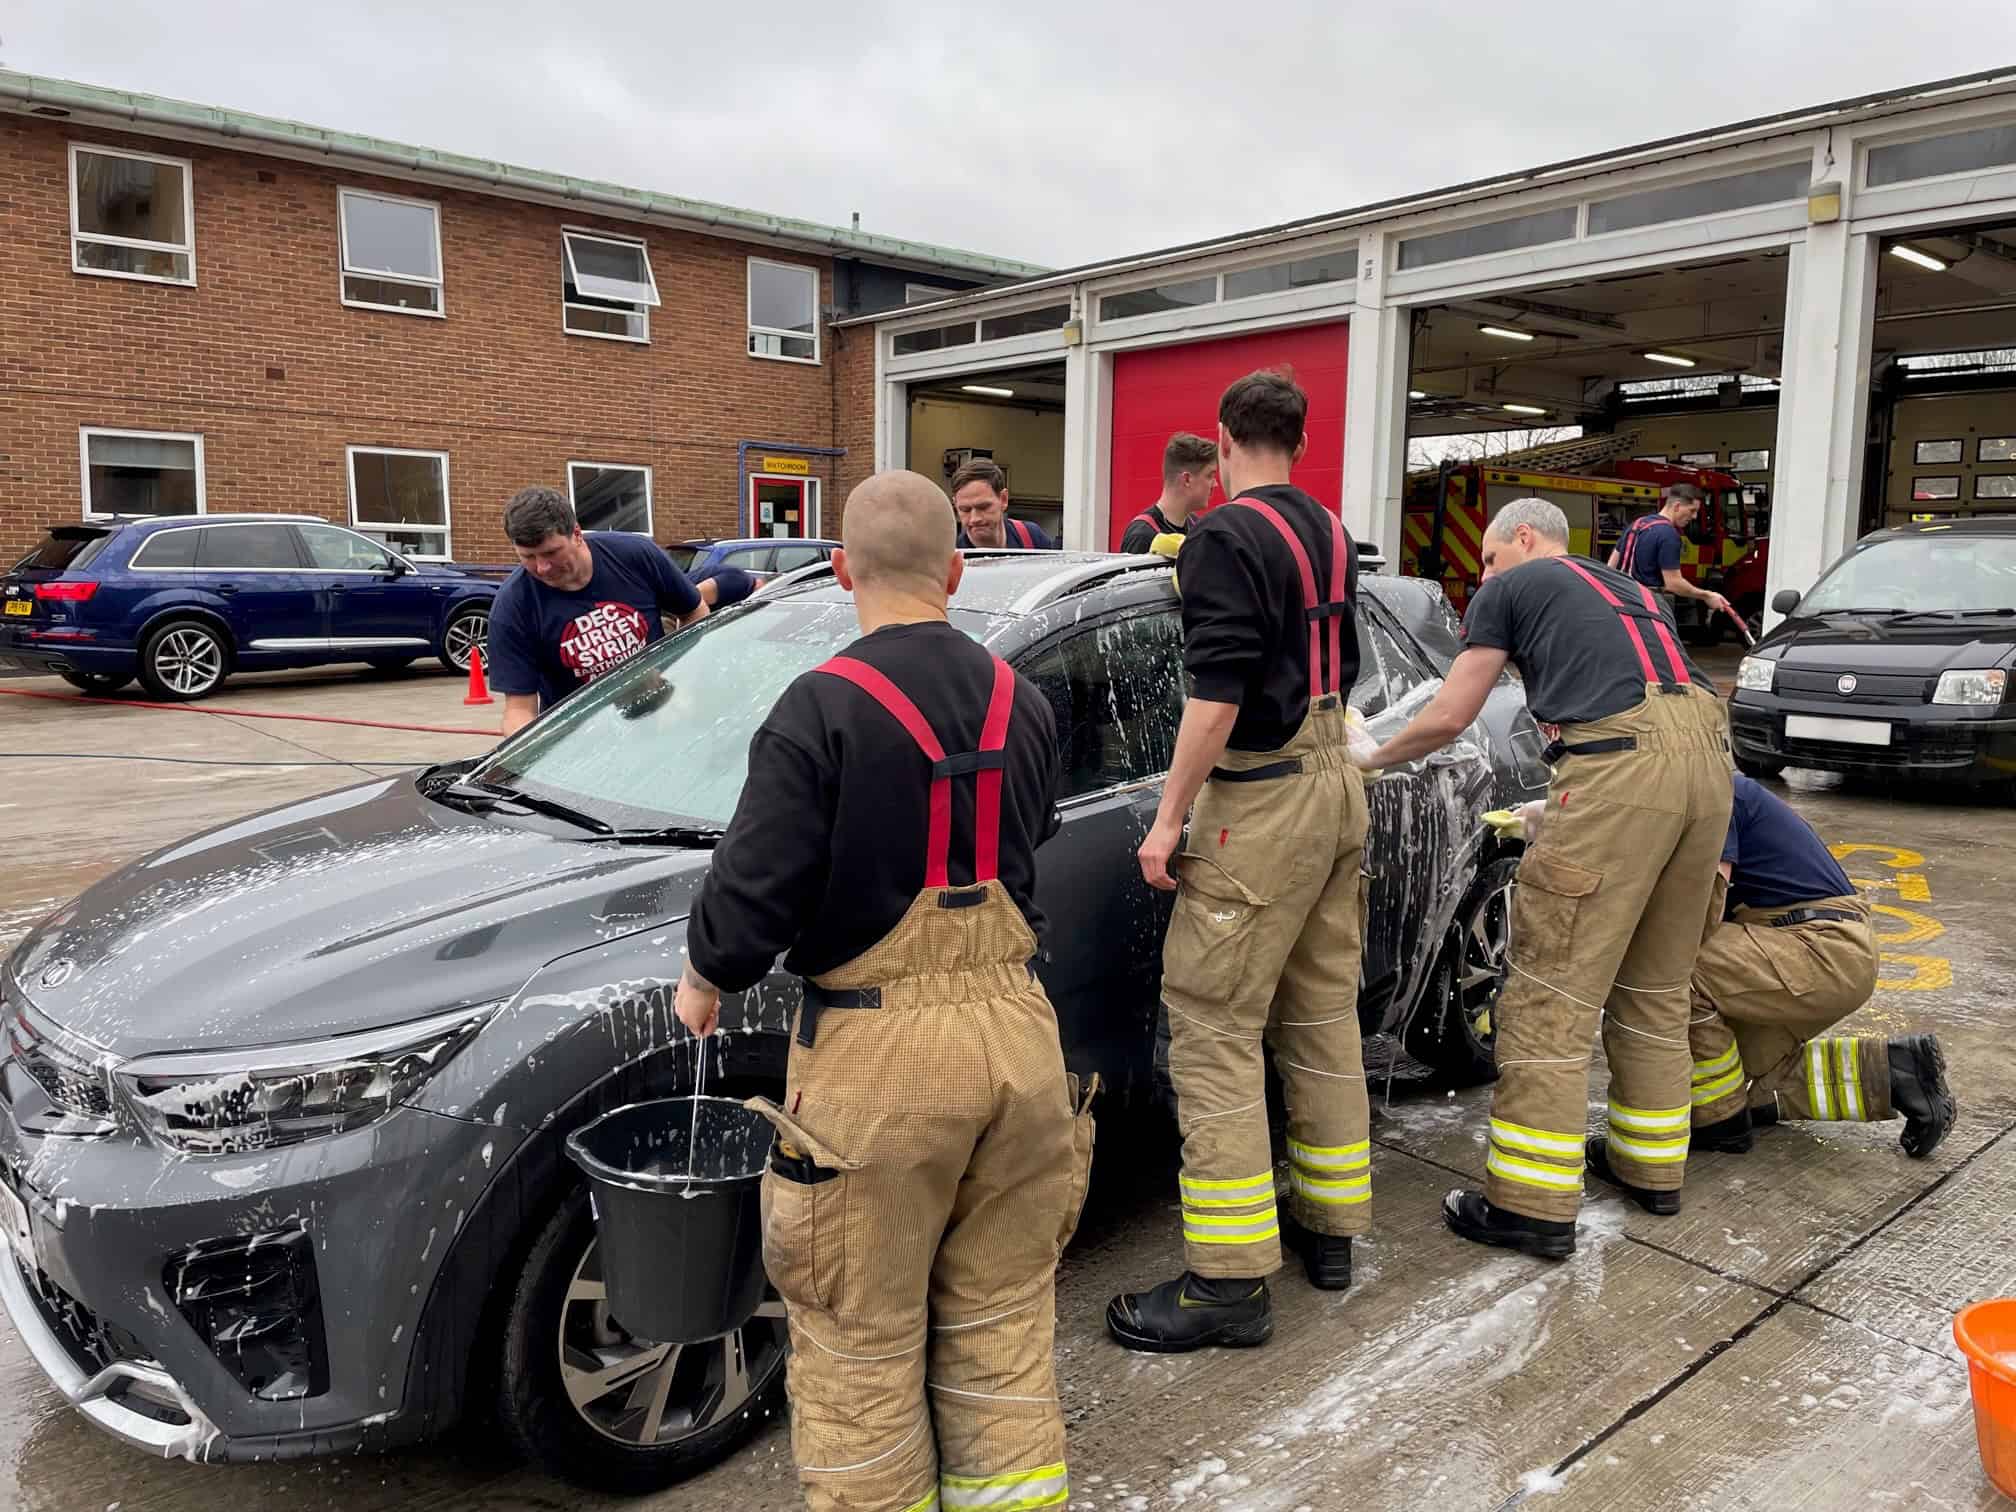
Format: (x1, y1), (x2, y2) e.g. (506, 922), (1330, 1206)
(78, 427), (207, 521)
(338, 188), (445, 318)
(69, 143), (197, 287)
(345, 445), (452, 560)
(747, 257), (821, 365)
(562, 228), (658, 344)
(567, 460), (654, 534)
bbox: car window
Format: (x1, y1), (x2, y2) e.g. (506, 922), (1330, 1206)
(771, 544), (823, 573)
(198, 524), (301, 570)
(300, 523), (396, 572)
(22, 529), (116, 572)
(665, 546), (700, 572)
(132, 528), (201, 569)
(1801, 533), (2016, 614)
(726, 546), (777, 572)
(1020, 610), (1187, 799)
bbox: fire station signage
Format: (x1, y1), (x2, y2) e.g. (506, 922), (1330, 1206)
(759, 456), (812, 475)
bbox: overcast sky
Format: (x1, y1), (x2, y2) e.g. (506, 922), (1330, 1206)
(9, 3), (2015, 268)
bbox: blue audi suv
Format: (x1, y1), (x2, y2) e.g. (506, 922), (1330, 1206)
(1, 515), (499, 700)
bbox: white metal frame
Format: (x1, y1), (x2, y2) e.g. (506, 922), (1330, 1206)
(78, 426), (206, 520)
(68, 143), (197, 287)
(345, 444), (452, 559)
(338, 187), (446, 318)
(746, 473), (822, 539)
(905, 282), (956, 304)
(747, 256), (821, 365)
(561, 227), (658, 345)
(567, 460), (654, 534)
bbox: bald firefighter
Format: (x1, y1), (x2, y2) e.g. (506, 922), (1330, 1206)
(1355, 497), (1732, 1257)
(678, 471), (1092, 1512)
(1107, 369), (1371, 1353)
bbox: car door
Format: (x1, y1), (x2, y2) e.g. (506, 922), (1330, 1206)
(193, 522), (322, 652)
(298, 522), (441, 655)
(1013, 607), (1187, 1097)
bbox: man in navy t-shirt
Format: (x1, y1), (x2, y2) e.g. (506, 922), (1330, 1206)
(1604, 484), (1732, 626)
(488, 487), (708, 736)
(948, 459), (1058, 550)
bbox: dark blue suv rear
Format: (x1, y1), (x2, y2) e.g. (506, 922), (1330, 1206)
(1, 515), (500, 700)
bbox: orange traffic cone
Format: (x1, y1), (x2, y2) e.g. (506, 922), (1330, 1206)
(463, 645), (494, 706)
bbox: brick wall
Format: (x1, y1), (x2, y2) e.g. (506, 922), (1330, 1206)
(0, 115), (867, 562)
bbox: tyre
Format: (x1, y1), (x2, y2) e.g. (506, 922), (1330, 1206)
(1402, 854), (1519, 1085)
(137, 619), (230, 701)
(1736, 756), (1786, 781)
(439, 604), (490, 673)
(497, 1185), (790, 1494)
(59, 669), (134, 695)
(361, 655), (418, 676)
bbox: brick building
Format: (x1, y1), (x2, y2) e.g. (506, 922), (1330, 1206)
(0, 70), (1040, 564)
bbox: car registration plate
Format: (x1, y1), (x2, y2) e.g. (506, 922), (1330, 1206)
(0, 1176), (35, 1270)
(3, 600), (30, 617)
(1785, 714), (1893, 747)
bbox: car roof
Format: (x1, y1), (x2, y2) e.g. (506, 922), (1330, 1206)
(676, 537), (839, 549)
(1864, 517), (2016, 541)
(116, 513), (325, 531)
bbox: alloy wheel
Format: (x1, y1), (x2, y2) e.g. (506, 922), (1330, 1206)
(444, 610), (488, 671)
(155, 628), (224, 696)
(1454, 866), (1516, 1055)
(557, 1238), (788, 1448)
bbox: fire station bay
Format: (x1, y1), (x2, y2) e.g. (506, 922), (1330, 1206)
(863, 69), (2016, 639)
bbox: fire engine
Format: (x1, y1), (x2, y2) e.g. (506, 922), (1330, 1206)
(1398, 430), (1761, 643)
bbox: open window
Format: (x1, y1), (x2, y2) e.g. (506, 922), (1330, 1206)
(563, 231), (659, 342)
(339, 189), (443, 316)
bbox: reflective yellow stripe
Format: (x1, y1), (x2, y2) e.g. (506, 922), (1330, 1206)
(1691, 1066), (1745, 1105)
(1606, 1101), (1691, 1133)
(902, 1492), (941, 1512)
(1606, 1130), (1689, 1164)
(1807, 1041), (1833, 1120)
(1289, 1169), (1370, 1205)
(1487, 1148), (1583, 1192)
(1182, 1207), (1279, 1230)
(1834, 1038), (1865, 1122)
(1691, 1044), (1741, 1081)
(1184, 1221), (1281, 1245)
(941, 1462), (1069, 1510)
(1489, 1118), (1585, 1158)
(1179, 1171), (1275, 1196)
(1287, 1138), (1371, 1171)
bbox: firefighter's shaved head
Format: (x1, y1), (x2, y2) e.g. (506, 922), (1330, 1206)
(835, 470), (963, 613)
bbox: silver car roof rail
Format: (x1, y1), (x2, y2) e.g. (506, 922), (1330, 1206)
(1002, 556), (1175, 615)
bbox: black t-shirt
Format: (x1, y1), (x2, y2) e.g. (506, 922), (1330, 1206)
(1120, 503), (1192, 555)
(1619, 515), (1684, 591)
(1723, 774), (1855, 912)
(955, 518), (1057, 549)
(1459, 554), (1712, 725)
(1177, 486), (1360, 752)
(686, 620), (1063, 993)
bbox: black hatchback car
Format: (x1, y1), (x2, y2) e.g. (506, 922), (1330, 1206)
(0, 552), (1544, 1493)
(1730, 518), (2016, 784)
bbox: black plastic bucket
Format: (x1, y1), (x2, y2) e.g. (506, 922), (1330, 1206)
(564, 1096), (776, 1344)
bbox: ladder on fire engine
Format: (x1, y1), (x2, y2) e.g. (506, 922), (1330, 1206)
(1402, 428), (1647, 487)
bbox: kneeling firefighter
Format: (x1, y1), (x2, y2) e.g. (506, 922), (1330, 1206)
(678, 470), (1094, 1512)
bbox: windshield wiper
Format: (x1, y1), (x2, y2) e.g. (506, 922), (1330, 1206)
(439, 779), (614, 835)
(1813, 606), (1906, 617)
(1887, 607), (2016, 622)
(598, 823), (727, 849)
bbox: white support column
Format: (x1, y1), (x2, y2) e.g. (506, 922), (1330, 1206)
(1060, 331), (1110, 551)
(1341, 231), (1411, 556)
(874, 332), (906, 474)
(1767, 169), (1879, 628)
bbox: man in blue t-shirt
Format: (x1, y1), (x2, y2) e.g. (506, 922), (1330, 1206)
(949, 459), (1058, 550)
(488, 487), (712, 736)
(1580, 775), (1956, 1206)
(1605, 484), (1731, 627)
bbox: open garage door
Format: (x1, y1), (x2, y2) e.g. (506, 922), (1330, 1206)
(906, 362), (1067, 541)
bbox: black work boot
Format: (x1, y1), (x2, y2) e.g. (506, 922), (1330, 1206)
(1691, 1106), (1755, 1154)
(1106, 1273), (1272, 1353)
(1585, 1136), (1681, 1215)
(1282, 1215), (1353, 1291)
(1440, 1189), (1575, 1259)
(1889, 1034), (1958, 1159)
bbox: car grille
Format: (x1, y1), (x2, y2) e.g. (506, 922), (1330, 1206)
(2, 983), (115, 1122)
(1774, 668), (1932, 704)
(2, 1229), (150, 1380)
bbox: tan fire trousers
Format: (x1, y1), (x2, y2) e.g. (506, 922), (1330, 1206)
(750, 882), (1096, 1512)
(1688, 895), (1891, 1124)
(1163, 694), (1371, 1279)
(1485, 684), (1734, 1222)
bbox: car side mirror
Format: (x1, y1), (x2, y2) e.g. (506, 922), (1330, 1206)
(383, 556), (411, 578)
(1771, 588), (1802, 615)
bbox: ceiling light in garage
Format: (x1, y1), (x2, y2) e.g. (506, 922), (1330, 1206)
(1502, 403), (1550, 415)
(1888, 244), (1949, 272)
(1642, 351), (1696, 368)
(960, 384), (1016, 397)
(1408, 390), (1427, 399)
(1479, 324), (1536, 341)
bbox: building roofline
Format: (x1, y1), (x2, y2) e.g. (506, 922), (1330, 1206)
(844, 63), (2016, 324)
(0, 68), (1047, 281)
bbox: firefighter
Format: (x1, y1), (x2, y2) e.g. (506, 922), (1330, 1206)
(1107, 369), (1371, 1353)
(1119, 433), (1218, 553)
(1353, 496), (1732, 1258)
(950, 458), (1058, 549)
(1606, 482), (1733, 627)
(677, 470), (1091, 1512)
(1633, 773), (1952, 1184)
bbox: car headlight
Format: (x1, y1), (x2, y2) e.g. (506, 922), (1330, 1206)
(114, 1004), (495, 1155)
(1736, 656), (1775, 692)
(1933, 668), (2008, 706)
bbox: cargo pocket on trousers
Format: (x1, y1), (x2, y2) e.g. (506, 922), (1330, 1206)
(746, 1099), (862, 1314)
(1055, 1073), (1100, 1258)
(1511, 849), (1603, 978)
(1167, 839), (1291, 1005)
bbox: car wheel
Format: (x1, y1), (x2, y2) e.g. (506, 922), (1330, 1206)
(440, 605), (490, 673)
(1736, 756), (1787, 781)
(497, 1185), (789, 1494)
(361, 655), (418, 676)
(137, 619), (230, 701)
(58, 670), (134, 695)
(1403, 855), (1519, 1085)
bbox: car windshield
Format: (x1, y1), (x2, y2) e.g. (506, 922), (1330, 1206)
(17, 529), (114, 573)
(665, 546), (700, 571)
(469, 598), (1004, 828)
(1799, 533), (2016, 615)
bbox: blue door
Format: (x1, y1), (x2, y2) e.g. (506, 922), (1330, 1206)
(192, 523), (322, 654)
(298, 523), (441, 657)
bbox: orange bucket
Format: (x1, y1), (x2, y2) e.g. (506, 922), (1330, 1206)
(1955, 1299), (2016, 1499)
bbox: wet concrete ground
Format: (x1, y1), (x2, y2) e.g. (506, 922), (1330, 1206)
(2, 657), (2014, 1510)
